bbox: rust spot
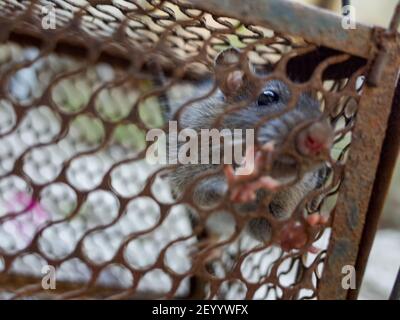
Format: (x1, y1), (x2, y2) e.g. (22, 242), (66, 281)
(347, 201), (359, 230)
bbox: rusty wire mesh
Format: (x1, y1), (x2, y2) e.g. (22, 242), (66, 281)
(0, 0), (395, 300)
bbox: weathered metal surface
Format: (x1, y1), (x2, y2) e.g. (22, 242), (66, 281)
(318, 31), (400, 299)
(347, 59), (400, 300)
(0, 0), (398, 300)
(389, 1), (400, 32)
(186, 0), (375, 59)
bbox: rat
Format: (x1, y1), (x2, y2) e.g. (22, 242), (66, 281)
(166, 47), (334, 256)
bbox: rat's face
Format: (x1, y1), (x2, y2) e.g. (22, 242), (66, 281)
(215, 48), (333, 169)
(213, 48), (335, 226)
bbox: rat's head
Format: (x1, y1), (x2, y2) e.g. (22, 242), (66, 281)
(214, 47), (334, 175)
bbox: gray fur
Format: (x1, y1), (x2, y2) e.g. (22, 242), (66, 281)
(167, 63), (328, 243)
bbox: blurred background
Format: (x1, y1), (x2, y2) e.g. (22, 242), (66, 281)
(295, 0), (400, 300)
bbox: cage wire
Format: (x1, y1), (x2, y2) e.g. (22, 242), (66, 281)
(0, 0), (399, 300)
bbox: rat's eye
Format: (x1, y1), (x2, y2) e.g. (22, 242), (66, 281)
(257, 90), (279, 106)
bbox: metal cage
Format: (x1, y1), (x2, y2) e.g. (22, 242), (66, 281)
(0, 0), (399, 300)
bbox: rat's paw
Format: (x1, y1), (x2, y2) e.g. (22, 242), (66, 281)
(279, 220), (308, 252)
(224, 142), (280, 203)
(225, 170), (281, 203)
(279, 213), (328, 253)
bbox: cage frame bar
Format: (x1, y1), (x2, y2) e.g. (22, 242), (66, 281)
(185, 0), (375, 59)
(318, 30), (400, 299)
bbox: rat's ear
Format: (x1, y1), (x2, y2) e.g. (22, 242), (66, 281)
(214, 47), (249, 97)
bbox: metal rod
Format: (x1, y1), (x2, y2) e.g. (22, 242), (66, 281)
(389, 1), (400, 32)
(347, 72), (400, 300)
(186, 0), (374, 59)
(389, 267), (400, 300)
(320, 37), (400, 300)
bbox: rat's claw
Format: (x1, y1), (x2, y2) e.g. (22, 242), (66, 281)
(224, 164), (255, 202)
(224, 143), (279, 203)
(230, 185), (257, 202)
(251, 176), (281, 192)
(228, 175), (280, 203)
(303, 214), (328, 254)
(224, 164), (236, 184)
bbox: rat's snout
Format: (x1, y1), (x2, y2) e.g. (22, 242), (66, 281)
(296, 121), (334, 157)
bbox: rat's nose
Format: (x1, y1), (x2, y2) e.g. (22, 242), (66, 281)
(296, 121), (333, 157)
